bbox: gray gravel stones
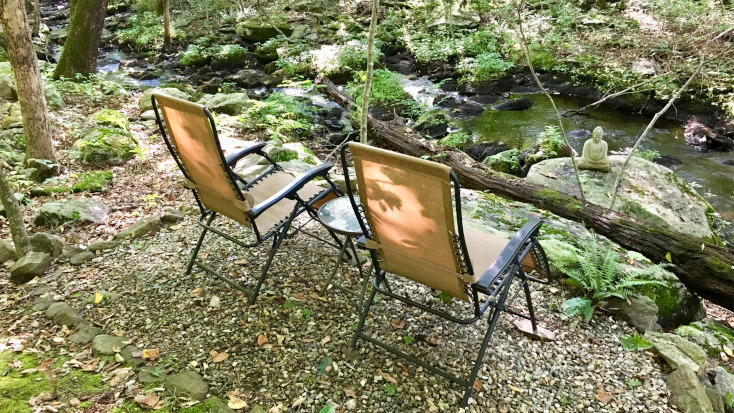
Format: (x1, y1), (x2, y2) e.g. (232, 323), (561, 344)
(69, 321), (102, 344)
(39, 208), (674, 412)
(667, 364), (714, 413)
(165, 370), (209, 400)
(70, 251), (95, 265)
(92, 334), (130, 356)
(114, 215), (161, 240)
(9, 251), (52, 283)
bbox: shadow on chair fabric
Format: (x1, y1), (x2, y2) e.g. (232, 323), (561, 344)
(152, 93), (344, 304)
(341, 142), (554, 407)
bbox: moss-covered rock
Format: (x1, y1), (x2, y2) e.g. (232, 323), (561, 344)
(235, 23), (293, 43)
(197, 92), (252, 115)
(526, 155), (716, 240)
(84, 109), (130, 131)
(71, 127), (138, 166)
(72, 170), (113, 193)
(141, 87), (190, 111)
(179, 44), (211, 68)
(211, 44), (250, 68)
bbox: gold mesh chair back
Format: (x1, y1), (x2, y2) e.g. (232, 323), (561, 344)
(153, 93), (253, 226)
(350, 142), (473, 300)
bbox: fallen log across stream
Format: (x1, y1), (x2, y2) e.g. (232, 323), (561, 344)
(321, 81), (734, 311)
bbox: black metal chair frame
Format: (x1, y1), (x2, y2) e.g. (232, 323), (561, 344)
(340, 145), (552, 407)
(153, 96), (345, 304)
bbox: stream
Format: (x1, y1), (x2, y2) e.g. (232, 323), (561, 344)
(399, 76), (734, 220)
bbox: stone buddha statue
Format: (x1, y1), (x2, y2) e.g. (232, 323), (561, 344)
(577, 126), (611, 172)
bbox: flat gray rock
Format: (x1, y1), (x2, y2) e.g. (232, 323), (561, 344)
(70, 251), (95, 265)
(0, 239), (16, 263)
(121, 345), (146, 367)
(53, 307), (82, 327)
(32, 295), (57, 312)
(88, 240), (121, 253)
(45, 302), (72, 319)
(29, 232), (64, 258)
(91, 334), (131, 356)
(165, 370), (209, 401)
(69, 321), (102, 344)
(34, 198), (110, 227)
(667, 364), (713, 413)
(114, 215), (161, 241)
(645, 332), (707, 373)
(526, 156), (715, 239)
(138, 366), (166, 384)
(607, 294), (658, 333)
(9, 252), (52, 283)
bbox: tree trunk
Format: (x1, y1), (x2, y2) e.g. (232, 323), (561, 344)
(0, 0), (56, 163)
(163, 0), (170, 49)
(0, 164), (31, 258)
(360, 0), (379, 143)
(32, 0), (40, 37)
(322, 82), (734, 311)
(51, 0), (109, 79)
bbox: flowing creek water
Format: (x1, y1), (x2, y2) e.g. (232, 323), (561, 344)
(399, 76), (734, 220)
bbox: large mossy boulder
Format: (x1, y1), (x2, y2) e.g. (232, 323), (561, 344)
(677, 320), (734, 358)
(667, 364), (714, 413)
(140, 87), (190, 112)
(526, 155), (716, 240)
(9, 252), (52, 284)
(34, 197), (110, 227)
(235, 23), (293, 43)
(211, 44), (250, 69)
(71, 109), (138, 166)
(197, 93), (252, 115)
(483, 149), (521, 175)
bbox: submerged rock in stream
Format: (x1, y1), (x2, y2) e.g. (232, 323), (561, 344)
(492, 97), (534, 111)
(653, 155), (683, 171)
(465, 142), (511, 162)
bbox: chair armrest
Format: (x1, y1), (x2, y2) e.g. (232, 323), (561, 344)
(225, 142), (268, 167)
(476, 218), (544, 290)
(249, 163), (334, 217)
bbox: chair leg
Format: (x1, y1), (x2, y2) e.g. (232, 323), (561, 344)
(351, 286), (378, 349)
(321, 235), (349, 296)
(249, 209), (298, 305)
(521, 271), (538, 334)
(461, 307), (502, 407)
(185, 213), (216, 275)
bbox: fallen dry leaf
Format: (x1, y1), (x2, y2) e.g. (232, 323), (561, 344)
(321, 336), (331, 345)
(94, 292), (104, 304)
(390, 319), (406, 329)
(268, 402), (283, 413)
(380, 372), (397, 384)
(596, 384), (612, 404)
(143, 348), (161, 361)
(498, 400), (509, 413)
(508, 384), (522, 393)
(190, 287), (203, 296)
(257, 334), (268, 346)
(473, 380), (483, 391)
(135, 393), (159, 408)
(234, 259), (248, 265)
(291, 396), (306, 408)
(80, 359), (99, 372)
(37, 358), (55, 372)
(344, 386), (357, 398)
(70, 398), (81, 407)
(212, 352), (229, 363)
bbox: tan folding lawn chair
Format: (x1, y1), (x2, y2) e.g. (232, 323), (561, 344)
(152, 93), (344, 304)
(341, 142), (553, 407)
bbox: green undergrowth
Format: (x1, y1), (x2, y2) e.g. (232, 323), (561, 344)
(37, 171), (113, 196)
(0, 350), (107, 413)
(239, 91), (315, 140)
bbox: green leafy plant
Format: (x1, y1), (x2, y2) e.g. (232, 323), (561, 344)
(627, 378), (642, 388)
(116, 12), (164, 50)
(726, 393), (734, 409)
(561, 297), (594, 321)
(439, 292), (453, 304)
(300, 308), (313, 317)
(283, 302), (294, 309)
(633, 150), (661, 161)
(620, 333), (652, 351)
(457, 52), (514, 83)
(319, 405), (336, 413)
(438, 132), (472, 148)
(240, 92), (315, 140)
(404, 336), (414, 344)
(384, 384), (396, 395)
(557, 233), (667, 301)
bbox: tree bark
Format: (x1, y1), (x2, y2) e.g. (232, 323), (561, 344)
(0, 163), (31, 258)
(163, 0), (170, 49)
(0, 0), (56, 163)
(51, 0), (109, 79)
(323, 82), (734, 311)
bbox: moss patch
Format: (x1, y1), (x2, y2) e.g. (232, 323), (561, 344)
(72, 171), (113, 193)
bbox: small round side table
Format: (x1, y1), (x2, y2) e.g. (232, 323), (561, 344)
(318, 196), (372, 310)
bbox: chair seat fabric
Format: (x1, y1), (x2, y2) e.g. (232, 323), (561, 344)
(463, 227), (510, 282)
(242, 171), (323, 232)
